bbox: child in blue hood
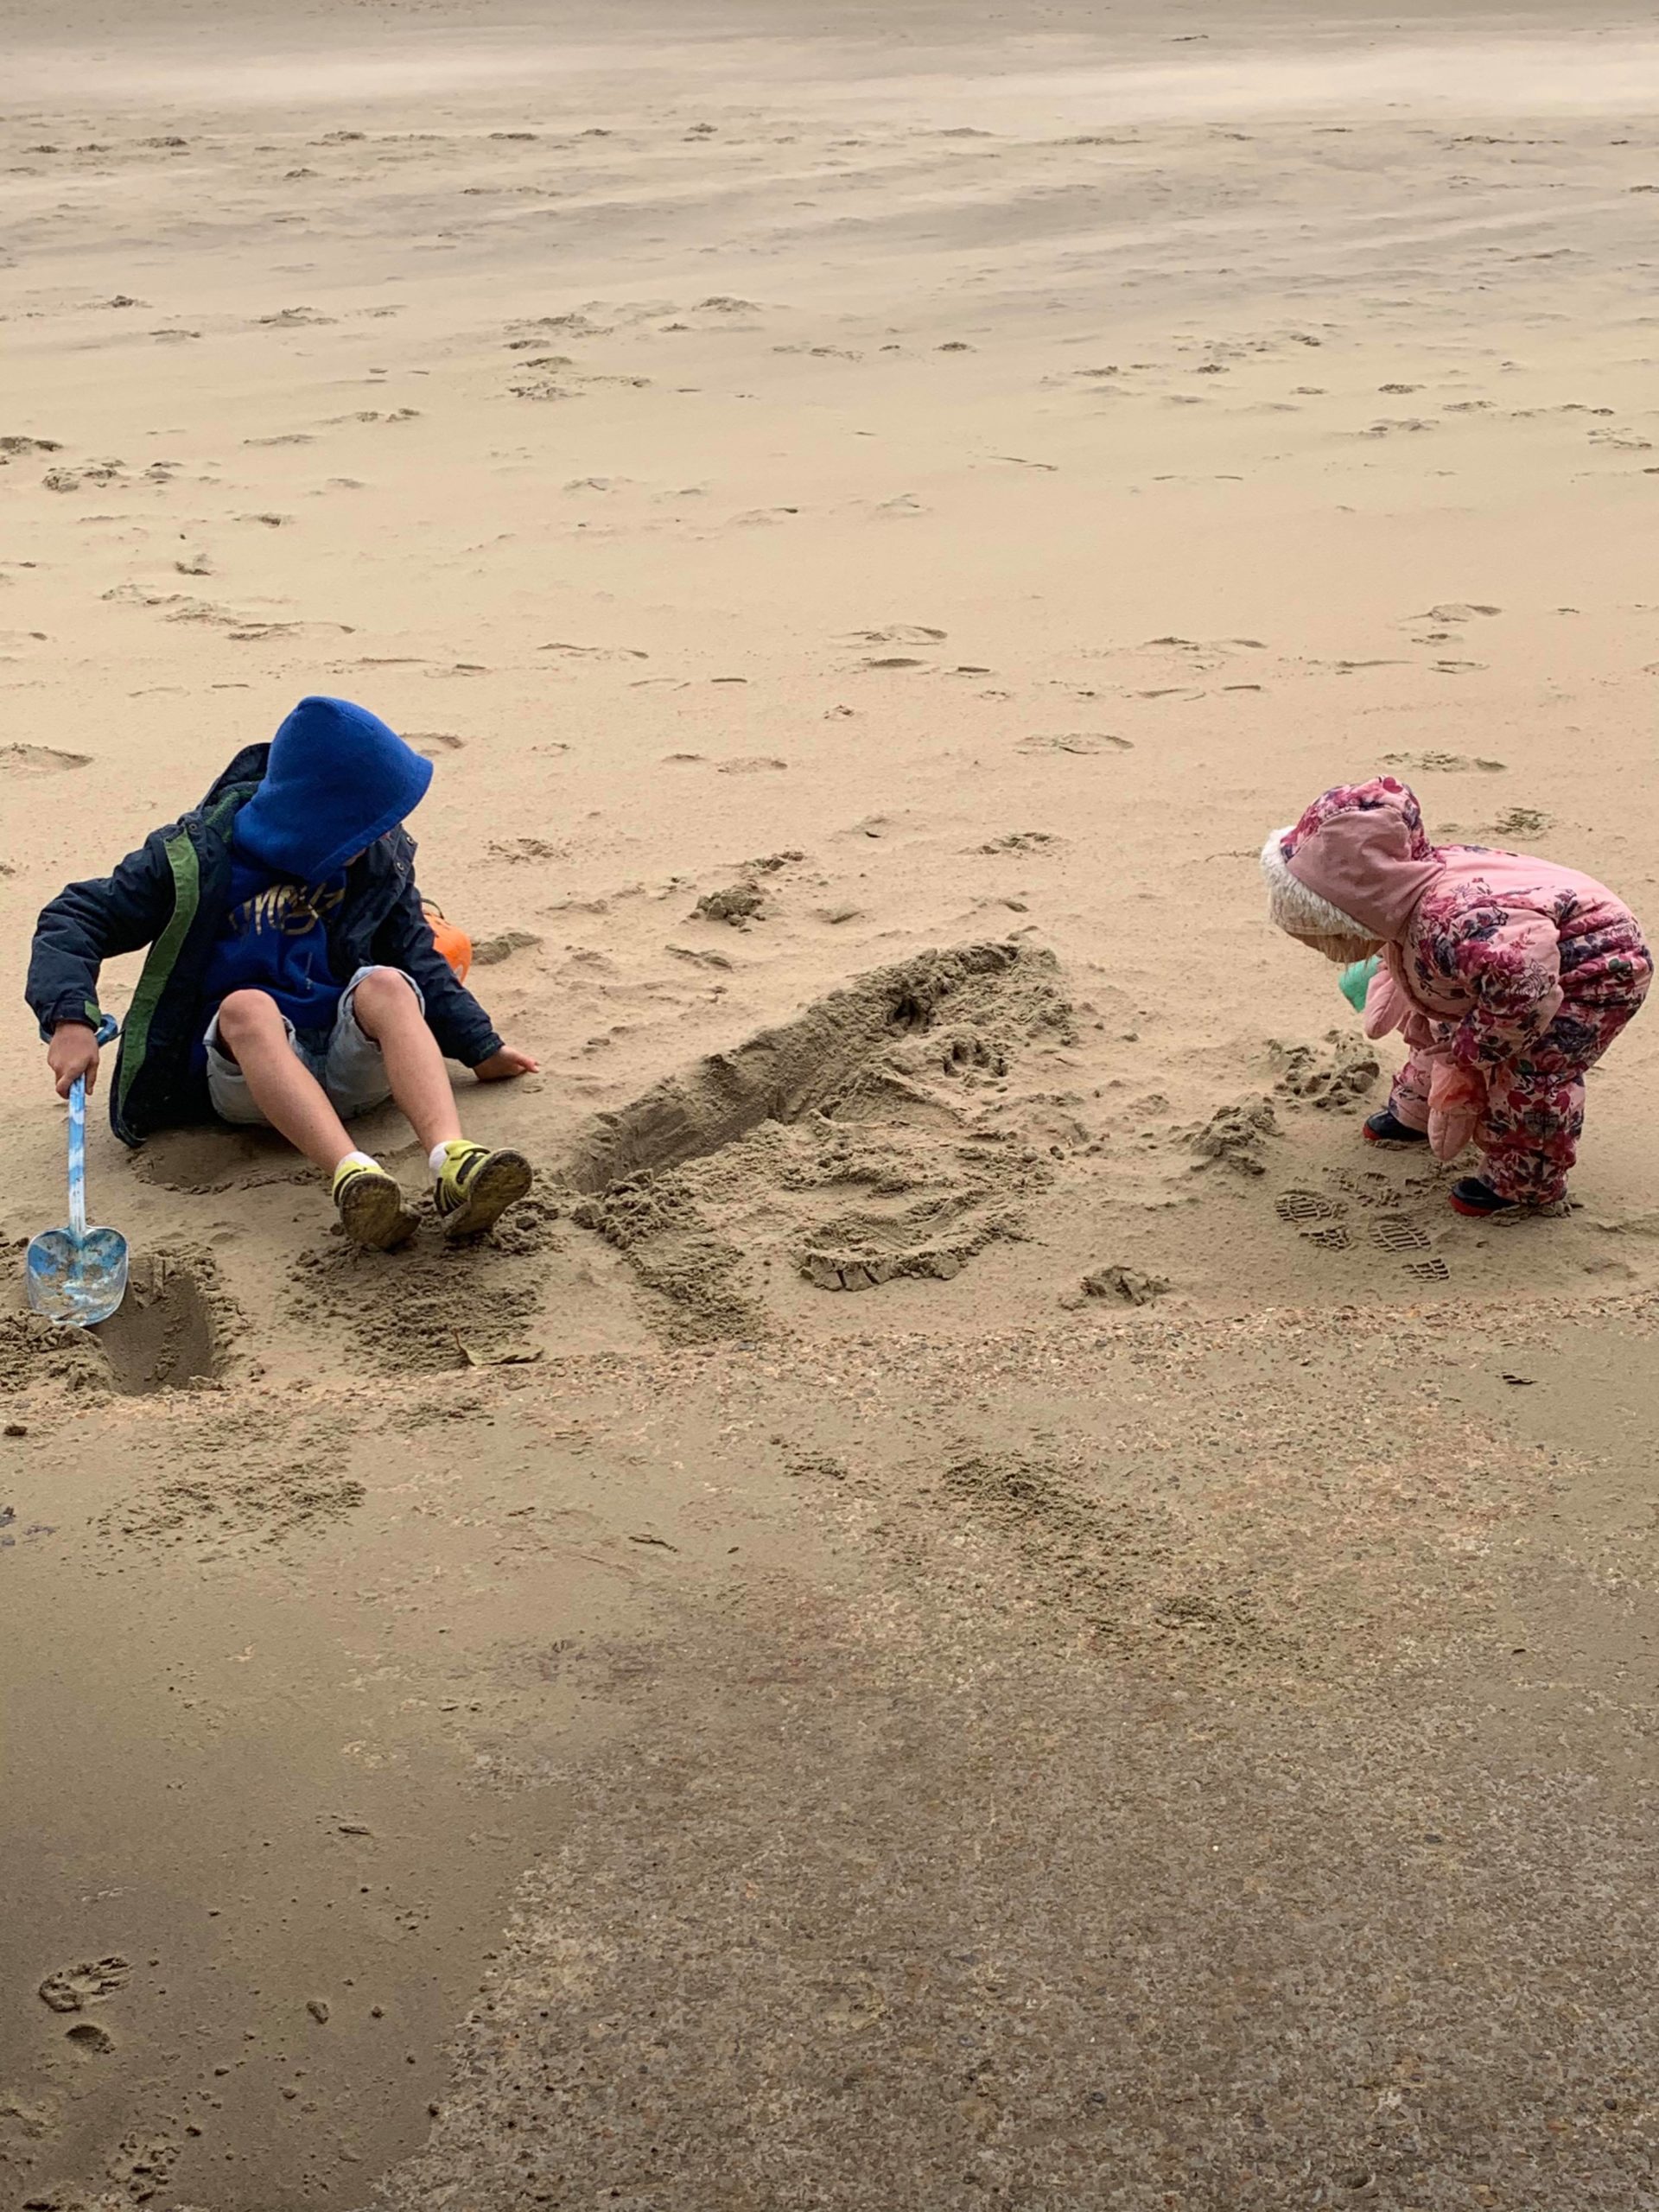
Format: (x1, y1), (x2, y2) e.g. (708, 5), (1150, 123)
(29, 696), (537, 1249)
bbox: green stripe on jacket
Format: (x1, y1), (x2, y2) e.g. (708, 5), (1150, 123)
(116, 826), (202, 1120)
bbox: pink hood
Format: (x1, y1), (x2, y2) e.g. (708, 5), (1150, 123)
(1282, 778), (1443, 943)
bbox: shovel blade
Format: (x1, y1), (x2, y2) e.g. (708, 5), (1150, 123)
(25, 1226), (130, 1327)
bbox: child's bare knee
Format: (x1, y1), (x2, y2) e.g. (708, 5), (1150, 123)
(216, 988), (283, 1045)
(353, 966), (417, 1027)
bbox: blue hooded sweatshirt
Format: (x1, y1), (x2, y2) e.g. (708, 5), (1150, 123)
(236, 694), (432, 881)
(200, 696), (434, 1034)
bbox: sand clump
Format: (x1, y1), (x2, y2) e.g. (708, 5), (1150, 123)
(1186, 1095), (1279, 1176)
(1081, 1264), (1171, 1305)
(563, 941), (1068, 1334)
(0, 1313), (113, 1398)
(560, 941), (1070, 1190)
(569, 1174), (764, 1344)
(288, 1191), (566, 1373)
(1269, 1032), (1380, 1113)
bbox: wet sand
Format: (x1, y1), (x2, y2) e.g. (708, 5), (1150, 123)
(3, 3), (1659, 2205)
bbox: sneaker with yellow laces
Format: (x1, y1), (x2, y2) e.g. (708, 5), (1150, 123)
(331, 1156), (419, 1250)
(432, 1140), (532, 1240)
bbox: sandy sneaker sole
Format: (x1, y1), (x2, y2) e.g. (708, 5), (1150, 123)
(441, 1148), (532, 1240)
(336, 1171), (420, 1251)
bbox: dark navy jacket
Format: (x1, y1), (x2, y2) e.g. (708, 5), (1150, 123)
(26, 745), (502, 1146)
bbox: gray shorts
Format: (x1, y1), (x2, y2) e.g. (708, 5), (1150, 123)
(205, 964), (423, 1128)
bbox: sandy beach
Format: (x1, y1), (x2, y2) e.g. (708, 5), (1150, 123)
(4, 3), (1659, 2204)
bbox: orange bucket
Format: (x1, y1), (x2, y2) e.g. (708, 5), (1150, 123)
(422, 899), (473, 983)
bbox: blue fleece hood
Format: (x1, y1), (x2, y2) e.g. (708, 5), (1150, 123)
(233, 696), (432, 882)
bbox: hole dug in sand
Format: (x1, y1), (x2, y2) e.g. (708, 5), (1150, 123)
(92, 1251), (226, 1395)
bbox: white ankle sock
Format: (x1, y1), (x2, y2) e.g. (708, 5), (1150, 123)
(429, 1141), (459, 1178)
(335, 1149), (378, 1179)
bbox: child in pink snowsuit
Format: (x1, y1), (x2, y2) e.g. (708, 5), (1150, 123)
(1262, 778), (1650, 1215)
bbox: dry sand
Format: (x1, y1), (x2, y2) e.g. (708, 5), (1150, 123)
(3, 3), (1659, 2205)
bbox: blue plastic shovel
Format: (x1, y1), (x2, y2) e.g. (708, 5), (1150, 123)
(27, 1021), (128, 1327)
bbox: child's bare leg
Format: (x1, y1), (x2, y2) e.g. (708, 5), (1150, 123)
(349, 966), (462, 1153)
(216, 989), (353, 1171)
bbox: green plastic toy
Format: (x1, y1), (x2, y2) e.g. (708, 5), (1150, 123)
(1338, 955), (1381, 1013)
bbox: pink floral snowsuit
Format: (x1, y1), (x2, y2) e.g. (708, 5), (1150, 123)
(1282, 780), (1650, 1206)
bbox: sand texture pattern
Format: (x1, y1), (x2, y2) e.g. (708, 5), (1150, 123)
(4, 3), (1659, 2207)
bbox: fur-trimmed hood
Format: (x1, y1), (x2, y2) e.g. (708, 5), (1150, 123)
(1262, 777), (1441, 943)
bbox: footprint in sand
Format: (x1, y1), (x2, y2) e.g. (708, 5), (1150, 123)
(1274, 1190), (1351, 1249)
(1327, 1167), (1401, 1208)
(0, 743), (90, 774)
(1382, 750), (1506, 774)
(1279, 1190), (1451, 1280)
(405, 731), (465, 756)
(841, 625), (947, 646)
(1282, 1185), (1344, 1221)
(1018, 733), (1133, 756)
(976, 831), (1063, 855)
(473, 929), (542, 965)
(1370, 1213), (1434, 1256)
(489, 836), (563, 863)
(39, 1956), (131, 2012)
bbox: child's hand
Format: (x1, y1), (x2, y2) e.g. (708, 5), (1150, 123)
(1427, 1060), (1485, 1162)
(48, 1021), (101, 1098)
(473, 1045), (539, 1082)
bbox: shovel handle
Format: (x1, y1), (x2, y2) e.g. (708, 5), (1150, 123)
(66, 1017), (118, 1244)
(67, 1076), (86, 1243)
